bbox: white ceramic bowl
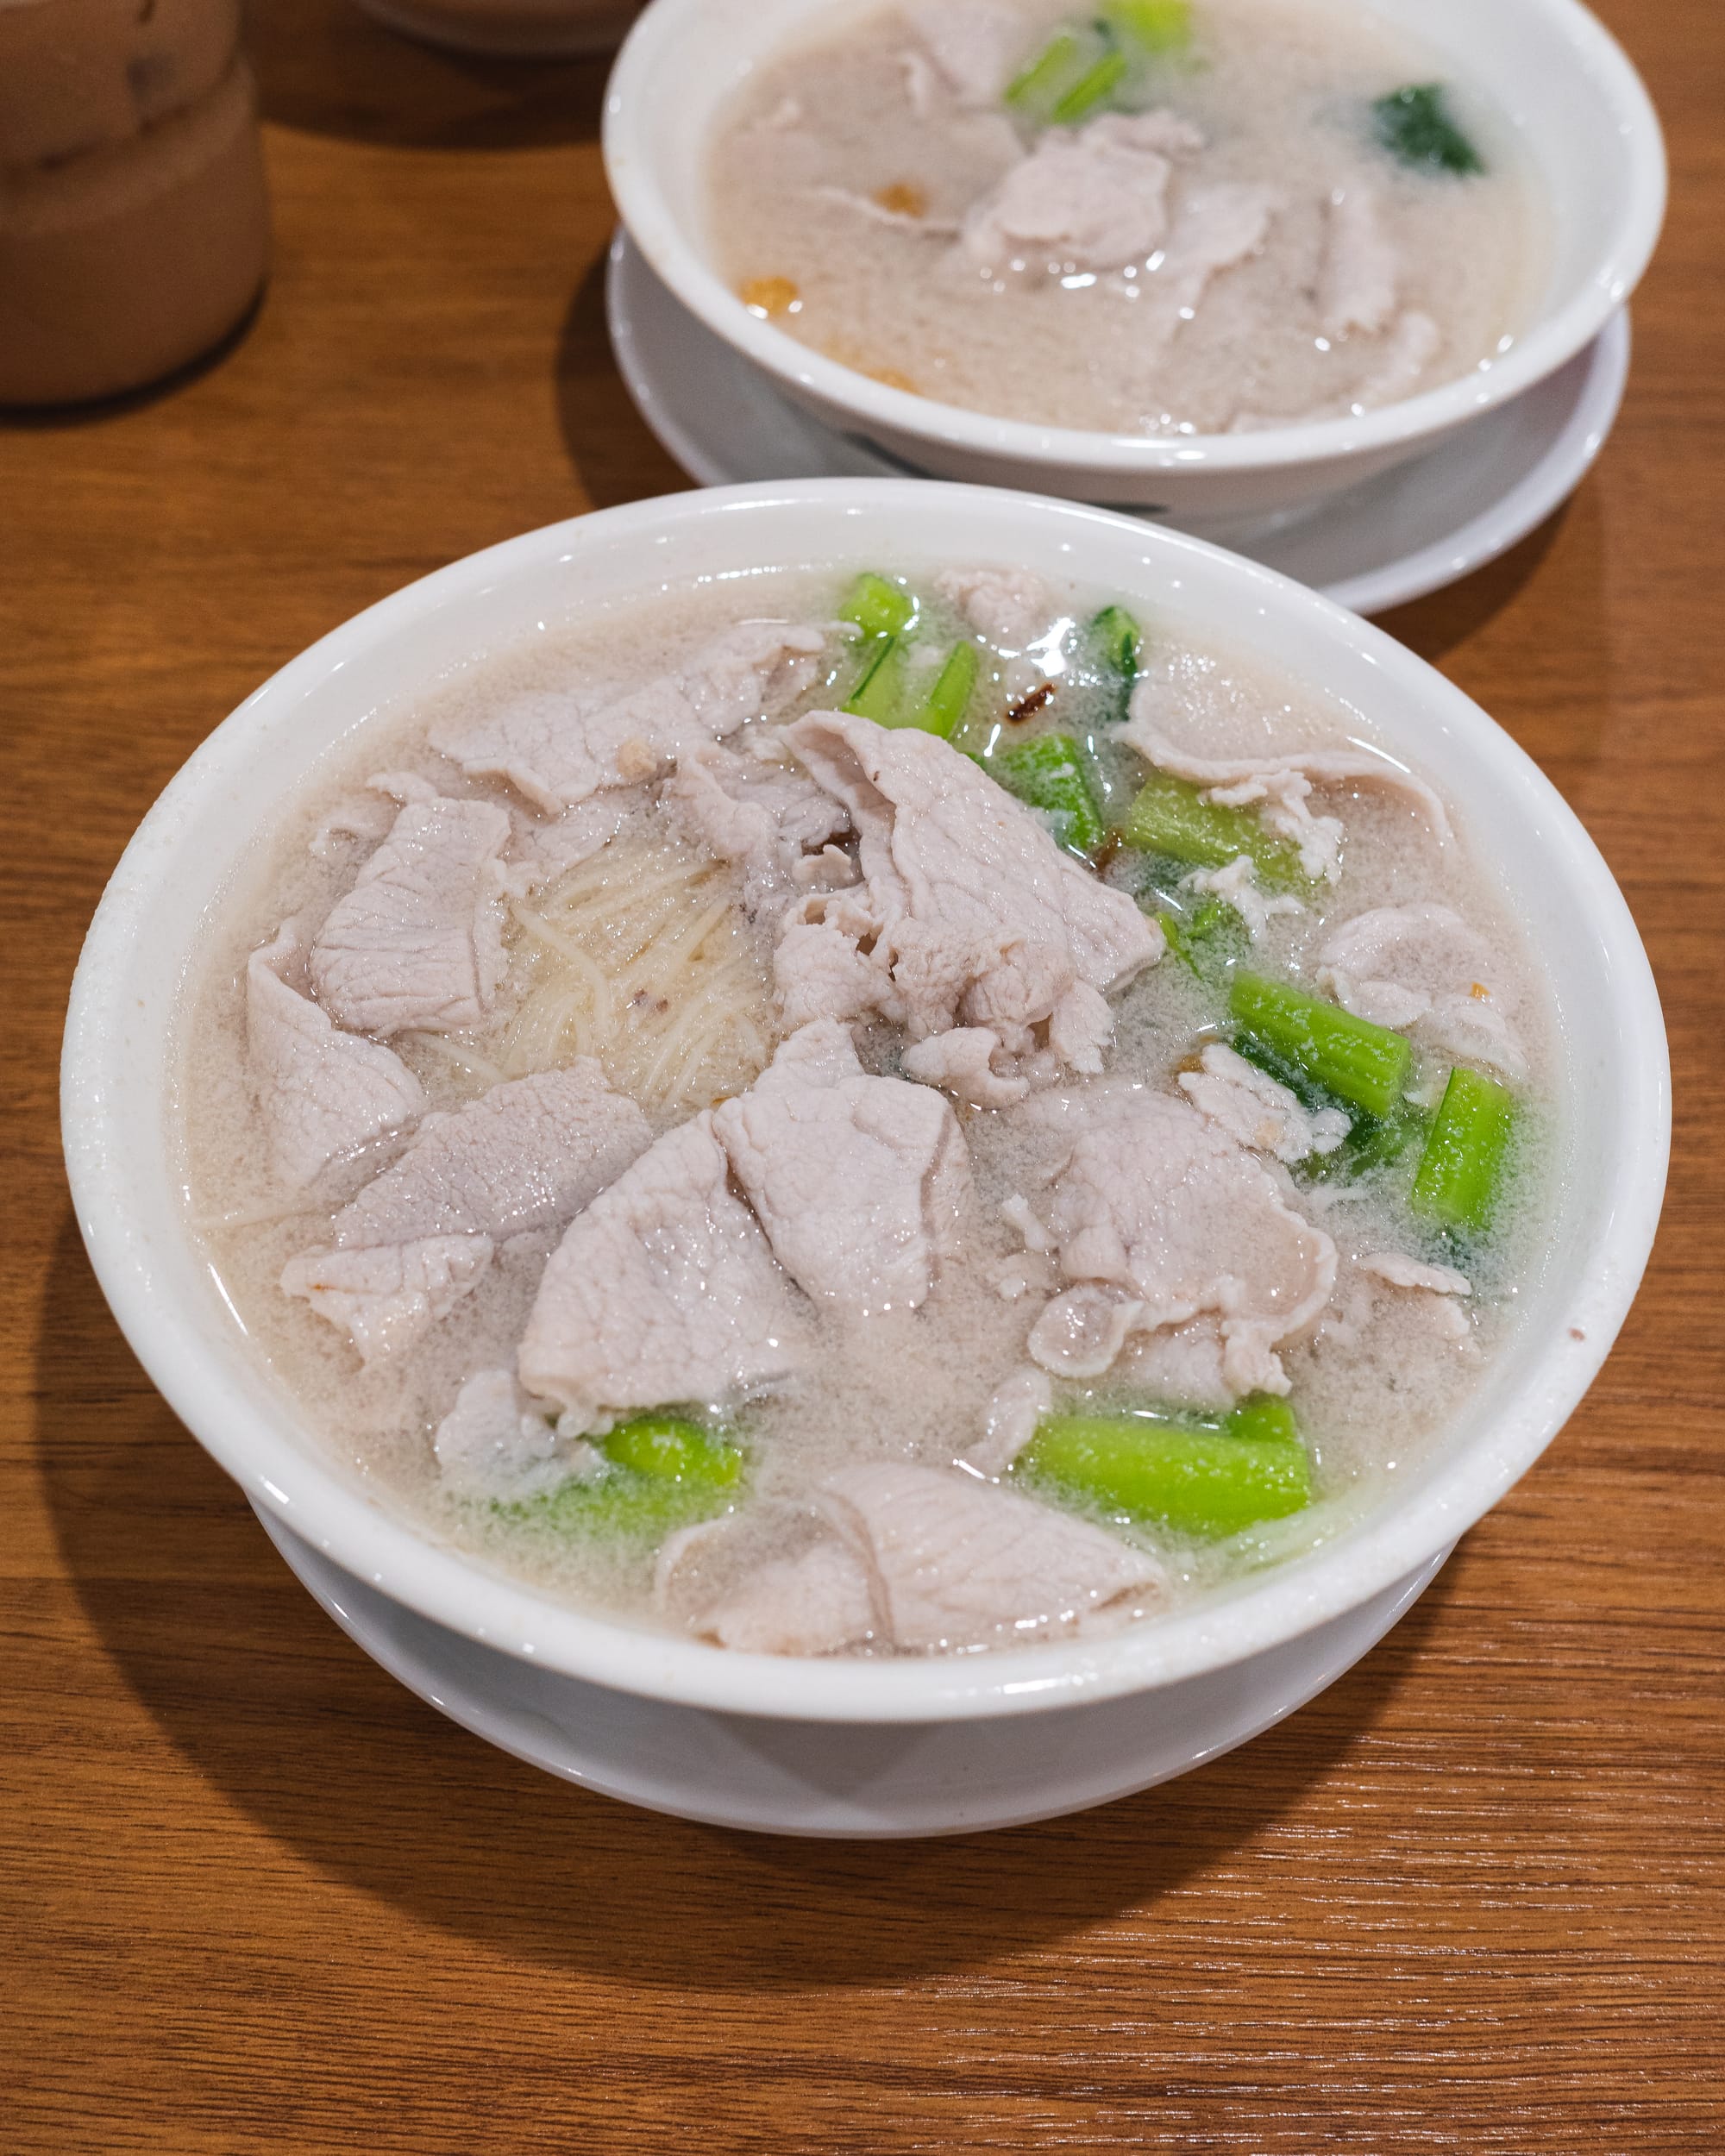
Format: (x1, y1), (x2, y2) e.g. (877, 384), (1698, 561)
(604, 0), (1665, 526)
(64, 480), (1666, 1761)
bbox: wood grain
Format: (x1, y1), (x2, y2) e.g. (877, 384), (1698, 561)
(3, 2), (1720, 2148)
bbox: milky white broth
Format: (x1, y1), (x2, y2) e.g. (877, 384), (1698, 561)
(706, 0), (1546, 436)
(176, 565), (1552, 1653)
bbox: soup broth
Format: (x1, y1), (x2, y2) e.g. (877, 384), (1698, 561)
(706, 0), (1546, 436)
(179, 562), (1552, 1656)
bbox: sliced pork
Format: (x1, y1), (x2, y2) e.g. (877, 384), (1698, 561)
(906, 0), (1023, 109)
(429, 622), (828, 817)
(246, 924), (426, 1190)
(1120, 708), (1452, 881)
(818, 1463), (1165, 1651)
(779, 711), (1161, 1060)
(518, 1112), (811, 1432)
(281, 1065), (652, 1363)
(712, 1019), (969, 1315)
(1316, 902), (1527, 1080)
(959, 110), (1203, 275)
(1027, 1087), (1337, 1397)
(433, 1369), (592, 1502)
(663, 740), (850, 918)
(901, 1026), (1030, 1108)
(309, 794), (511, 1037)
(1178, 1043), (1349, 1164)
(1320, 184), (1398, 339)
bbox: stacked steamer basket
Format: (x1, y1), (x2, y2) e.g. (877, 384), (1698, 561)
(352, 0), (642, 57)
(0, 0), (269, 406)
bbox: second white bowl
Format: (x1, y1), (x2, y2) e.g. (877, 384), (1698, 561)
(605, 0), (1665, 525)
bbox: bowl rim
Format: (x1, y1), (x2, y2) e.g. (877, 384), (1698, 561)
(61, 479), (1671, 1724)
(602, 0), (1667, 478)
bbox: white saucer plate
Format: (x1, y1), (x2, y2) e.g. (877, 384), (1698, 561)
(606, 230), (1630, 618)
(255, 1501), (1452, 1838)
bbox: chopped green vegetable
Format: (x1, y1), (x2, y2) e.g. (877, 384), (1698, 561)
(1051, 45), (1130, 124)
(1089, 604), (1144, 679)
(844, 635), (908, 723)
(1102, 0), (1194, 54)
(1163, 895), (1249, 986)
(906, 639), (979, 740)
(1006, 28), (1090, 119)
(1015, 1396), (1313, 1539)
(1227, 1029), (1426, 1179)
(1121, 771), (1308, 893)
(988, 731), (1107, 856)
(838, 572), (916, 641)
(497, 1414), (745, 1542)
(1410, 1065), (1516, 1231)
(1229, 973), (1413, 1119)
(1374, 84), (1484, 177)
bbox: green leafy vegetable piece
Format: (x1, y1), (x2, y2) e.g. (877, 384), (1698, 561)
(844, 636), (908, 723)
(1228, 973), (1413, 1118)
(1162, 896), (1250, 986)
(906, 640), (980, 740)
(1089, 604), (1144, 678)
(988, 731), (1107, 856)
(1005, 28), (1090, 119)
(498, 1415), (745, 1543)
(838, 572), (916, 641)
(1102, 0), (1194, 54)
(1121, 771), (1308, 892)
(1051, 45), (1131, 124)
(1016, 1396), (1313, 1539)
(1410, 1065), (1516, 1230)
(1374, 84), (1484, 176)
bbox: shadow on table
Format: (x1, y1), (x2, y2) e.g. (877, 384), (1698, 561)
(1369, 499), (1572, 662)
(553, 252), (692, 506)
(251, 0), (608, 149)
(37, 1209), (1453, 1990)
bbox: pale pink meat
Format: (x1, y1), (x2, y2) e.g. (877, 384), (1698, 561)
(1320, 183), (1398, 338)
(684, 1539), (881, 1657)
(1178, 1043), (1349, 1164)
(518, 1112), (811, 1433)
(662, 741), (850, 917)
(280, 1065), (651, 1363)
(959, 111), (1202, 274)
(428, 622), (829, 816)
(329, 1063), (652, 1251)
(1317, 902), (1527, 1080)
(906, 0), (1024, 109)
(1032, 1088), (1337, 1398)
(900, 1026), (1030, 1109)
(280, 1236), (492, 1368)
(309, 795), (511, 1037)
(781, 711), (1160, 1053)
(246, 924), (425, 1190)
(713, 1020), (970, 1315)
(1120, 710), (1452, 881)
(433, 1369), (589, 1501)
(965, 1367), (1054, 1478)
(818, 1463), (1165, 1651)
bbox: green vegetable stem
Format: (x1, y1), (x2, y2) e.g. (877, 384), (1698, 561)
(1229, 973), (1413, 1118)
(1016, 1395), (1313, 1539)
(1410, 1065), (1516, 1230)
(1121, 772), (1308, 892)
(987, 731), (1107, 856)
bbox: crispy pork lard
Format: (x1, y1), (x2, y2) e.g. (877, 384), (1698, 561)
(713, 1020), (970, 1316)
(309, 794), (511, 1037)
(428, 622), (828, 816)
(518, 1112), (811, 1432)
(246, 924), (425, 1189)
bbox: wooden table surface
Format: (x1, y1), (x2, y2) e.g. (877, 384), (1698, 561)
(4, 3), (1721, 2147)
